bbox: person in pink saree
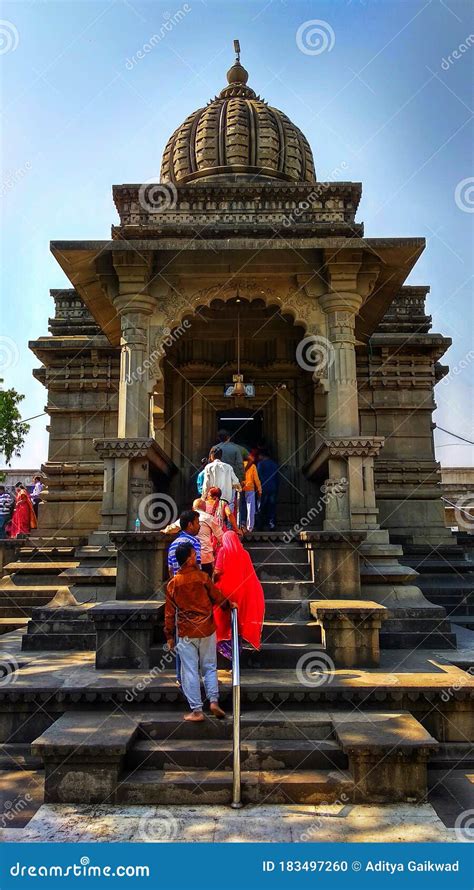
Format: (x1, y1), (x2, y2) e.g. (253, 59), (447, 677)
(213, 530), (265, 660)
(7, 484), (37, 538)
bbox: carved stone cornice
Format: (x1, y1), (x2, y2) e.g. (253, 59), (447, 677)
(304, 436), (385, 478)
(93, 437), (176, 476)
(112, 181), (363, 239)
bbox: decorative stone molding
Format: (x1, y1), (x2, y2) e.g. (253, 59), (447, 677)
(93, 437), (175, 476)
(326, 437), (385, 458)
(112, 181), (363, 238)
(155, 278), (323, 335)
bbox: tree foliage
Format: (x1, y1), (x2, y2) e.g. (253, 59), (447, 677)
(0, 389), (30, 465)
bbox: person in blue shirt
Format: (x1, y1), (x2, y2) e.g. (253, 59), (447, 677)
(167, 510), (201, 576)
(196, 458), (208, 495)
(255, 450), (279, 531)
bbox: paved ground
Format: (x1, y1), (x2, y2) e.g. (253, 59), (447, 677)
(0, 802), (461, 843)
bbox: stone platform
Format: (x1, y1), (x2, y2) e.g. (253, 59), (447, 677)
(0, 802), (459, 843)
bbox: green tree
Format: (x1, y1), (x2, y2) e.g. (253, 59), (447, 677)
(0, 388), (30, 465)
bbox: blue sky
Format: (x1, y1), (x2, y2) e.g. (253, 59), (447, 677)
(1, 0), (473, 467)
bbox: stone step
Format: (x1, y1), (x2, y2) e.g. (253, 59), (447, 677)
(0, 742), (43, 770)
(3, 561), (78, 575)
(0, 585), (62, 598)
(0, 617), (29, 634)
(261, 580), (315, 599)
(17, 546), (77, 559)
(126, 738), (347, 771)
(261, 620), (321, 644)
(60, 567), (116, 585)
(256, 562), (311, 581)
(137, 711), (334, 741)
(21, 633), (95, 651)
(407, 560), (474, 573)
(451, 616), (474, 630)
(240, 642), (325, 668)
(380, 630), (457, 649)
(262, 599), (311, 620)
(0, 574), (69, 588)
(429, 743), (474, 770)
(246, 546), (305, 563)
(118, 767), (353, 805)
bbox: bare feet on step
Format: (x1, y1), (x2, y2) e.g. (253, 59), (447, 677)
(184, 710), (205, 722)
(210, 701), (226, 719)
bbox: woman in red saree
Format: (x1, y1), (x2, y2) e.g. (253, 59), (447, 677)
(7, 484), (37, 538)
(213, 530), (265, 660)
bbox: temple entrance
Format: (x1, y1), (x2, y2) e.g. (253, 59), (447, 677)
(155, 297), (322, 527)
(216, 409), (263, 450)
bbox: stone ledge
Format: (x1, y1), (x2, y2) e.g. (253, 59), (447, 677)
(310, 600), (387, 618)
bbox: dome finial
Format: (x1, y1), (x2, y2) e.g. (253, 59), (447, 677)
(226, 38), (249, 86)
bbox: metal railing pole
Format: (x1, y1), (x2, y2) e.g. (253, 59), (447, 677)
(231, 607), (242, 808)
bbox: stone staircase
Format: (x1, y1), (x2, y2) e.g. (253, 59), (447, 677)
(402, 543), (474, 634)
(32, 708), (438, 806)
(238, 539), (322, 669)
(0, 542), (79, 634)
(119, 711), (352, 805)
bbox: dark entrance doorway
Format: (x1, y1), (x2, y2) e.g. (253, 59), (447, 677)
(216, 409), (263, 450)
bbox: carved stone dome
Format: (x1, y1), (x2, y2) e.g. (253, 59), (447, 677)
(160, 58), (316, 185)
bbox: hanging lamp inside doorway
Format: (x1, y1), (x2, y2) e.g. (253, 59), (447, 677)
(229, 294), (250, 399)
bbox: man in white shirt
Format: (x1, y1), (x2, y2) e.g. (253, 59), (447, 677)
(201, 447), (241, 507)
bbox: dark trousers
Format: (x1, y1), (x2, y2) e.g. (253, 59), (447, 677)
(256, 491), (277, 530)
(201, 562), (213, 577)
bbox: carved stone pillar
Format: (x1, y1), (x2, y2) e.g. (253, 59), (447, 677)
(112, 253), (155, 441)
(319, 291), (362, 438)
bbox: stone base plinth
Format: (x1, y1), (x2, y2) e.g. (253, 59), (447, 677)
(109, 531), (171, 600)
(334, 713), (438, 802)
(300, 531), (366, 598)
(90, 600), (164, 670)
(310, 600), (387, 668)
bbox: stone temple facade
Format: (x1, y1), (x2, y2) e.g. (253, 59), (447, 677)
(32, 57), (451, 550)
(1, 49), (473, 818)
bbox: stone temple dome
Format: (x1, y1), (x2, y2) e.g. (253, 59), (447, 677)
(160, 52), (316, 185)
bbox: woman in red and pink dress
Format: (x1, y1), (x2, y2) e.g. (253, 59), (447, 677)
(7, 484), (37, 538)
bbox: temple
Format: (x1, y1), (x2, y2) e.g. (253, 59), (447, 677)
(0, 49), (472, 817)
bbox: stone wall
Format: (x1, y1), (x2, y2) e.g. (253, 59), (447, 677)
(358, 286), (452, 546)
(30, 290), (120, 538)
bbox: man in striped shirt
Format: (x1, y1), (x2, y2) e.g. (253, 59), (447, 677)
(167, 510), (201, 576)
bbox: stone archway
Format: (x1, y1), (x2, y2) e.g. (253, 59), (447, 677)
(150, 293), (324, 526)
